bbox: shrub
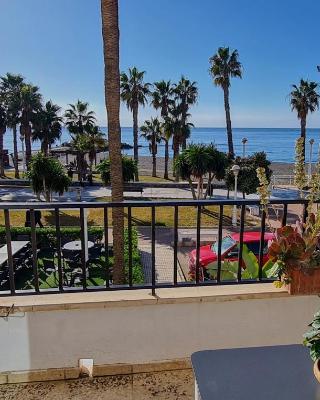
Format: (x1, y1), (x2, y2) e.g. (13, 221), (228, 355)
(225, 152), (272, 196)
(97, 156), (138, 185)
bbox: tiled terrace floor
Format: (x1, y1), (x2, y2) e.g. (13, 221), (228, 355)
(0, 370), (193, 400)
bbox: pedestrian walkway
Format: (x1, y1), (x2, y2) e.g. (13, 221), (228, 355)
(137, 228), (185, 284)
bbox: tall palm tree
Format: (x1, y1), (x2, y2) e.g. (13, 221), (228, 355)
(0, 101), (7, 177)
(65, 101), (96, 181)
(290, 79), (319, 161)
(151, 80), (174, 179)
(0, 73), (24, 178)
(101, 0), (125, 284)
(174, 76), (198, 150)
(20, 84), (42, 168)
(87, 125), (106, 170)
(164, 104), (193, 181)
(120, 67), (150, 181)
(140, 118), (162, 177)
(209, 47), (242, 158)
(32, 101), (62, 156)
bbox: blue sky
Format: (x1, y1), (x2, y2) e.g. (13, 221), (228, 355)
(1, 0), (320, 128)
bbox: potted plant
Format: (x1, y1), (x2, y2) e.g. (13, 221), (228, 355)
(266, 222), (320, 295)
(303, 311), (320, 382)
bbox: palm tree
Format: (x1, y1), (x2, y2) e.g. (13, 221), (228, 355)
(20, 84), (42, 168)
(140, 118), (162, 177)
(32, 101), (62, 156)
(164, 103), (193, 181)
(0, 101), (7, 177)
(290, 79), (319, 161)
(209, 47), (242, 158)
(101, 0), (125, 284)
(64, 100), (96, 136)
(87, 125), (106, 170)
(65, 101), (96, 180)
(0, 73), (24, 178)
(151, 80), (174, 179)
(174, 76), (198, 150)
(120, 67), (150, 181)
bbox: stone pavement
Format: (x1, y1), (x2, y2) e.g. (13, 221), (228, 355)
(0, 184), (303, 202)
(138, 228), (185, 284)
(0, 370), (194, 400)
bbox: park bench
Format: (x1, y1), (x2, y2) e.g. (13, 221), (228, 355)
(123, 185), (144, 195)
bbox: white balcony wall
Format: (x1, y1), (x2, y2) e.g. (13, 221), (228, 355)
(0, 289), (319, 373)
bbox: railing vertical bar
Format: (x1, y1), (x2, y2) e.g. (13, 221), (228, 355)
(195, 205), (201, 284)
(281, 204), (288, 227)
(302, 203), (308, 225)
(237, 205), (245, 282)
(151, 206), (156, 296)
(104, 207), (109, 288)
(216, 204), (223, 283)
(4, 209), (15, 295)
(30, 209), (39, 293)
(79, 207), (87, 291)
(173, 206), (179, 286)
(54, 208), (63, 292)
(128, 206), (133, 287)
(258, 209), (266, 281)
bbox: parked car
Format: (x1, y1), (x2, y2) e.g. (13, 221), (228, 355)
(188, 231), (274, 280)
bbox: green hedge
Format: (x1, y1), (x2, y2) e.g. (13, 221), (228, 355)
(0, 226), (104, 245)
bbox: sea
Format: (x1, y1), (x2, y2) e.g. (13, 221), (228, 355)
(4, 127), (320, 163)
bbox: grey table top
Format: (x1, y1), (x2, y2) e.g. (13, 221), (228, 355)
(191, 345), (320, 400)
(62, 240), (94, 251)
(0, 241), (29, 266)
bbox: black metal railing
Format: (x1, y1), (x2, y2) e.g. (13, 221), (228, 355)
(0, 198), (309, 297)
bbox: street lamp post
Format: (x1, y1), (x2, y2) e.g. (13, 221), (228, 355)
(308, 138), (315, 181)
(231, 164), (240, 227)
(241, 137), (248, 158)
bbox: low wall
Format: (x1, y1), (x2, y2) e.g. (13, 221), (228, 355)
(0, 285), (318, 379)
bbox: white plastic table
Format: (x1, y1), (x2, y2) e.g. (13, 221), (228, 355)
(62, 240), (94, 251)
(0, 241), (29, 266)
(191, 345), (319, 400)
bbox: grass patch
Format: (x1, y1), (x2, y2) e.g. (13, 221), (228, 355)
(0, 201), (257, 228)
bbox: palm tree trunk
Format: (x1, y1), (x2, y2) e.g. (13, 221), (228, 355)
(132, 103), (139, 181)
(12, 125), (20, 179)
(223, 85), (234, 158)
(164, 138), (169, 179)
(24, 124), (32, 169)
(300, 117), (306, 163)
(187, 178), (197, 200)
(101, 0), (125, 284)
(173, 136), (180, 181)
(152, 138), (156, 177)
(0, 127), (5, 177)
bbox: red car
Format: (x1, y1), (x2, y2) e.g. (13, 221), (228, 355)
(189, 231), (274, 280)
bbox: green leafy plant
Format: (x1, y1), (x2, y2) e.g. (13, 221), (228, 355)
(97, 156), (138, 185)
(207, 244), (273, 280)
(304, 311), (320, 362)
(265, 225), (320, 286)
(27, 153), (71, 201)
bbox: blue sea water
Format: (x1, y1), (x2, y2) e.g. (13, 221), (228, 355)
(4, 127), (320, 163)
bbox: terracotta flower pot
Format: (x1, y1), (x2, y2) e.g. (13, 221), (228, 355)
(314, 359), (320, 383)
(286, 267), (320, 295)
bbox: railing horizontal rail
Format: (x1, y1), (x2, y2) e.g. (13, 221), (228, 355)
(0, 198), (311, 209)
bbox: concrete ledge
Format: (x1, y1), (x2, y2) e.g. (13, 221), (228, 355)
(0, 284), (288, 314)
(0, 358), (191, 385)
